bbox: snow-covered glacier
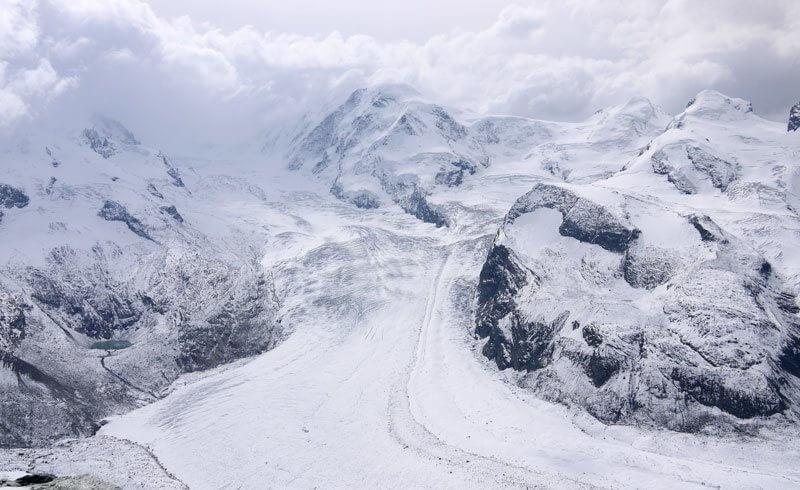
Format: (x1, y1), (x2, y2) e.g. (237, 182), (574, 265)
(1, 87), (800, 488)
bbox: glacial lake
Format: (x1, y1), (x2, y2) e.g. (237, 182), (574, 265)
(90, 340), (132, 350)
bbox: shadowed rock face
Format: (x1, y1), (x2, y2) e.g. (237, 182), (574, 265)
(476, 183), (800, 432)
(27, 265), (141, 340)
(475, 245), (537, 370)
(0, 184), (29, 225)
(0, 185), (29, 209)
(379, 173), (448, 227)
(159, 205), (184, 223)
(506, 183), (640, 253)
(789, 101), (800, 132)
(98, 200), (153, 241)
(685, 146), (738, 191)
(158, 153), (185, 188)
(82, 129), (116, 159)
(2, 240), (283, 447)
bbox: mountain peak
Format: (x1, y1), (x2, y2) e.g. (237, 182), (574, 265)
(81, 116), (140, 158)
(683, 90), (753, 121)
(342, 83), (423, 111)
(90, 115), (140, 145)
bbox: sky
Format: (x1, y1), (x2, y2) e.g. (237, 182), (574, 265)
(1, 0), (798, 148)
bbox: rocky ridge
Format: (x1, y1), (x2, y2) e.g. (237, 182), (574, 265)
(475, 91), (800, 432)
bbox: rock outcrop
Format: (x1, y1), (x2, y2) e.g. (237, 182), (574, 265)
(476, 182), (800, 432)
(98, 200), (153, 241)
(790, 101), (800, 132)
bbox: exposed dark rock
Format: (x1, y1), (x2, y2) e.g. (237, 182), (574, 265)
(435, 168), (464, 187)
(670, 368), (784, 418)
(476, 246), (574, 371)
(559, 200), (640, 253)
(13, 474), (55, 485)
(585, 349), (623, 387)
(379, 174), (448, 226)
(504, 312), (565, 371)
(686, 146), (738, 191)
(582, 323), (604, 347)
(139, 292), (168, 314)
(147, 183), (164, 199)
(28, 265), (141, 340)
(475, 245), (534, 340)
(159, 153), (185, 187)
(98, 200), (153, 241)
(650, 150), (696, 194)
(789, 101), (800, 132)
(176, 273), (280, 372)
(350, 191), (380, 209)
(0, 292), (27, 351)
(45, 177), (57, 195)
(330, 183), (381, 209)
(403, 190), (447, 227)
(82, 128), (116, 158)
(688, 214), (725, 242)
(159, 205), (184, 223)
(776, 291), (799, 314)
(507, 184), (639, 253)
(0, 184), (29, 209)
(506, 183), (577, 222)
(431, 105), (467, 140)
(623, 243), (677, 289)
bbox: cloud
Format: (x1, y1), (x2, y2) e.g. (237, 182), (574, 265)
(0, 57), (78, 126)
(0, 0), (797, 145)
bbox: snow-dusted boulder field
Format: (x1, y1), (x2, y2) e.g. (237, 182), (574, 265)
(476, 90), (800, 432)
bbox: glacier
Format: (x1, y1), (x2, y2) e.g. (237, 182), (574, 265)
(0, 86), (799, 488)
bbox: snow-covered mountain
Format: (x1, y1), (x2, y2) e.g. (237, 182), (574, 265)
(0, 117), (285, 446)
(285, 84), (669, 226)
(476, 90), (800, 431)
(1, 86), (800, 487)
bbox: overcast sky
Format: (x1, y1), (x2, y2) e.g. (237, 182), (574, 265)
(1, 0), (798, 146)
(149, 0), (509, 42)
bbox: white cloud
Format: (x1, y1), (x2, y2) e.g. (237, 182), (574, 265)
(0, 0), (39, 56)
(0, 57), (77, 126)
(0, 0), (797, 139)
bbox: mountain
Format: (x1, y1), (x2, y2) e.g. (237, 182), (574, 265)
(476, 89), (800, 431)
(0, 118), (285, 447)
(1, 86), (800, 487)
(285, 84), (669, 226)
